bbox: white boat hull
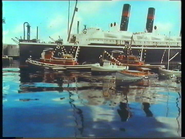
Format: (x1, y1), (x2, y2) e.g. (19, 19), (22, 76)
(116, 72), (144, 81)
(158, 68), (181, 78)
(90, 63), (127, 72)
(115, 72), (144, 86)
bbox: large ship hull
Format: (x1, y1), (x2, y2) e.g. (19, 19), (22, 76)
(19, 43), (181, 67)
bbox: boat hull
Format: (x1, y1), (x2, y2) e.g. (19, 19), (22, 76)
(115, 72), (144, 86)
(19, 43), (181, 67)
(158, 67), (181, 78)
(90, 64), (127, 72)
(26, 59), (91, 71)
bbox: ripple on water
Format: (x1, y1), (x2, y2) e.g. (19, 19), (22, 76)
(2, 67), (181, 138)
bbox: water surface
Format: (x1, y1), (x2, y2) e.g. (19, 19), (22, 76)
(3, 66), (181, 138)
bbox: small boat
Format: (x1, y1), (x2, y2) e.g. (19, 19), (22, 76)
(26, 58), (90, 71)
(26, 45), (90, 71)
(115, 68), (157, 86)
(137, 67), (158, 78)
(116, 70), (145, 80)
(158, 67), (181, 78)
(90, 60), (128, 73)
(115, 71), (144, 86)
(159, 39), (181, 79)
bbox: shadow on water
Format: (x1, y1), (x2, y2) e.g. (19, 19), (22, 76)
(3, 66), (181, 137)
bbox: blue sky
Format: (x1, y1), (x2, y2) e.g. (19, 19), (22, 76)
(3, 0), (181, 44)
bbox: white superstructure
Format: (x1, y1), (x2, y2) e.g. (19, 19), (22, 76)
(70, 24), (181, 47)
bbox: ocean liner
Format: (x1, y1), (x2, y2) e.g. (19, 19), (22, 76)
(18, 2), (181, 67)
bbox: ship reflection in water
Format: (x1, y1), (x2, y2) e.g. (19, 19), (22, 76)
(3, 68), (181, 138)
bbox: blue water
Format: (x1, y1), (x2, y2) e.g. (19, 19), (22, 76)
(3, 67), (181, 138)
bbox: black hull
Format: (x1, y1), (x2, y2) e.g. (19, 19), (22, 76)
(19, 43), (181, 67)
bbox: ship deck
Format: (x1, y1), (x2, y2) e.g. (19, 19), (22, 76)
(19, 42), (181, 50)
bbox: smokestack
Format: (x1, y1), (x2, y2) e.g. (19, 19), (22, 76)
(27, 24), (30, 40)
(23, 22), (31, 40)
(36, 26), (39, 39)
(120, 4), (131, 31)
(146, 8), (155, 33)
(77, 21), (79, 34)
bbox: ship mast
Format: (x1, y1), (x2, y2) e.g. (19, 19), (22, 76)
(68, 0), (70, 35)
(67, 0), (78, 42)
(126, 35), (134, 68)
(167, 32), (171, 70)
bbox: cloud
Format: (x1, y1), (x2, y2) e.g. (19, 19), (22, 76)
(155, 22), (173, 35)
(47, 15), (67, 29)
(78, 2), (103, 14)
(13, 24), (23, 34)
(3, 27), (18, 44)
(78, 1), (113, 15)
(71, 14), (83, 33)
(3, 29), (9, 35)
(52, 29), (67, 39)
(3, 34), (17, 44)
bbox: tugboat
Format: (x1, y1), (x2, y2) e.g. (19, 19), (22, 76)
(110, 50), (144, 66)
(26, 44), (90, 71)
(39, 47), (78, 65)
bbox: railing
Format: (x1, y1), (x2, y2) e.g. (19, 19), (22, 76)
(87, 38), (181, 47)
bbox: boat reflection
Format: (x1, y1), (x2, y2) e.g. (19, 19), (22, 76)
(18, 69), (181, 122)
(4, 68), (181, 137)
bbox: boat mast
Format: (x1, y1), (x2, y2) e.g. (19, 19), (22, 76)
(167, 32), (171, 70)
(67, 0), (78, 42)
(140, 45), (144, 61)
(68, 0), (70, 35)
(126, 35), (134, 68)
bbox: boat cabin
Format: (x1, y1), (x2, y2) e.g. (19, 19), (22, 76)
(122, 70), (146, 77)
(41, 48), (55, 59)
(40, 48), (78, 65)
(138, 67), (151, 74)
(110, 50), (144, 65)
(41, 48), (74, 59)
(102, 60), (115, 66)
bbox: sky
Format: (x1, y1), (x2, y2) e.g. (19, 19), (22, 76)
(2, 0), (181, 44)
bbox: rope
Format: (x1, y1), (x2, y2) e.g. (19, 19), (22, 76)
(104, 51), (123, 65)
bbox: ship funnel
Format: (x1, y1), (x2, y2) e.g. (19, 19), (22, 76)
(23, 22), (31, 40)
(146, 8), (155, 33)
(120, 4), (131, 31)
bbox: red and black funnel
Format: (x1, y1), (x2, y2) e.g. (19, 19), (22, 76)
(120, 4), (131, 31)
(146, 8), (155, 32)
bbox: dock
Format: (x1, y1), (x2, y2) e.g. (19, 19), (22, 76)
(46, 63), (165, 73)
(3, 56), (13, 66)
(48, 65), (91, 71)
